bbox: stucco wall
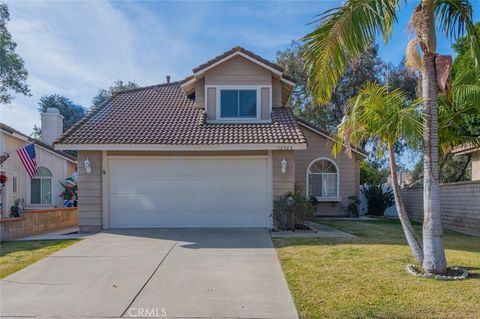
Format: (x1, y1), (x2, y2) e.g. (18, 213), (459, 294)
(472, 151), (480, 181)
(401, 181), (480, 236)
(205, 55), (272, 86)
(294, 126), (361, 216)
(77, 151), (102, 232)
(272, 150), (295, 198)
(194, 55), (278, 121)
(0, 132), (76, 215)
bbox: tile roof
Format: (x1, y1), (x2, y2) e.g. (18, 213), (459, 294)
(0, 123), (76, 161)
(295, 118), (368, 157)
(55, 82), (306, 146)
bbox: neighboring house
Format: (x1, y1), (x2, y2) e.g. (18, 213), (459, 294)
(387, 171), (413, 188)
(0, 109), (77, 216)
(452, 142), (480, 181)
(55, 47), (366, 231)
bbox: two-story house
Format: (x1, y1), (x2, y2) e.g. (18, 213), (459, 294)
(55, 47), (366, 231)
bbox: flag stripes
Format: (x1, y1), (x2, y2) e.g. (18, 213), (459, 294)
(17, 143), (38, 178)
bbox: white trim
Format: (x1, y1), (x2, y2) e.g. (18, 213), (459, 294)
(267, 150), (273, 229)
(205, 85), (272, 123)
(207, 120), (272, 124)
(28, 166), (53, 206)
(213, 85), (262, 122)
(55, 143), (307, 151)
(108, 155), (268, 160)
(1, 128), (77, 163)
(102, 151), (109, 229)
(204, 84), (208, 116)
(306, 157), (340, 200)
(297, 122), (367, 158)
(279, 77), (296, 87)
(180, 77), (196, 88)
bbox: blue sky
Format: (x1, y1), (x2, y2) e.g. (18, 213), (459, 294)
(2, 0), (478, 140)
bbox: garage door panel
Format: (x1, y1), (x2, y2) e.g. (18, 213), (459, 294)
(108, 158), (268, 228)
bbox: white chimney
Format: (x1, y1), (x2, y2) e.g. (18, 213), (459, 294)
(41, 108), (64, 145)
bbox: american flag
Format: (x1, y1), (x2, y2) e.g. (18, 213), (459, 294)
(17, 143), (38, 178)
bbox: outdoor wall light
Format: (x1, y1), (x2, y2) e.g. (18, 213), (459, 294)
(281, 158), (287, 175)
(84, 158), (92, 174)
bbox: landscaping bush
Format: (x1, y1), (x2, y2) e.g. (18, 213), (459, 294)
(273, 185), (315, 231)
(361, 184), (394, 216)
(347, 195), (361, 217)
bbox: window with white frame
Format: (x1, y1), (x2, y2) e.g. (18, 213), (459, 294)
(12, 176), (17, 194)
(219, 89), (258, 119)
(307, 158), (339, 199)
(31, 167), (52, 205)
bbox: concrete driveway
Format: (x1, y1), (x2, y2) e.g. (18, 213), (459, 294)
(0, 229), (298, 318)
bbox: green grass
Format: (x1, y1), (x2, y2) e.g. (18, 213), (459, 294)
(273, 219), (480, 319)
(0, 240), (80, 279)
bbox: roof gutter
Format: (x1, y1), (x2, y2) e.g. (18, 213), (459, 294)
(55, 143), (308, 151)
(297, 122), (368, 158)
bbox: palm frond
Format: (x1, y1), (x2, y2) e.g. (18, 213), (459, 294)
(435, 0), (480, 65)
(334, 82), (423, 158)
(302, 0), (401, 104)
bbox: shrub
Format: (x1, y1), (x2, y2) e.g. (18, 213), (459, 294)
(273, 185), (315, 231)
(308, 195), (319, 207)
(361, 184), (394, 216)
(347, 195), (361, 217)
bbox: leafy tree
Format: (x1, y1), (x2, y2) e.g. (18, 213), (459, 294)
(334, 83), (425, 264)
(276, 41), (386, 131)
(91, 80), (138, 108)
(360, 160), (389, 185)
(412, 67), (480, 183)
(37, 95), (85, 131)
(452, 22), (480, 78)
(386, 58), (420, 101)
(0, 3), (30, 104)
(303, 0), (480, 274)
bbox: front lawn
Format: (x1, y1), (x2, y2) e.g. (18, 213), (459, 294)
(0, 240), (80, 279)
(273, 219), (480, 319)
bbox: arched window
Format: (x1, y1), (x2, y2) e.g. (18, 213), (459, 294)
(31, 167), (52, 205)
(307, 158), (339, 199)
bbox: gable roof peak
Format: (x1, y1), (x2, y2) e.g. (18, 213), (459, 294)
(192, 46), (286, 75)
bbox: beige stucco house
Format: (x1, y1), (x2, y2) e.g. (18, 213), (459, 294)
(0, 111), (76, 216)
(452, 142), (480, 180)
(55, 47), (366, 231)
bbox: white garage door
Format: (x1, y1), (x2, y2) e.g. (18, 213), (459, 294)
(108, 157), (269, 228)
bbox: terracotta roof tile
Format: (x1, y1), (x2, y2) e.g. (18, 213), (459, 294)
(56, 82), (306, 146)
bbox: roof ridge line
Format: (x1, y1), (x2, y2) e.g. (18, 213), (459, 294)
(114, 82), (179, 95)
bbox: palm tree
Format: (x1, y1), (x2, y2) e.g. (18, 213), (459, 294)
(334, 83), (425, 263)
(438, 68), (480, 154)
(303, 0), (480, 274)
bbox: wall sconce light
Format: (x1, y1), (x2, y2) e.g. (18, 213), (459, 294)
(84, 158), (92, 174)
(281, 157), (287, 175)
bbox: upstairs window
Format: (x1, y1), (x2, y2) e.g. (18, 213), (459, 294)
(220, 89), (257, 119)
(307, 158), (339, 199)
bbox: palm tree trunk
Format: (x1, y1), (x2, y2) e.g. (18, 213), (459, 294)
(422, 53), (448, 274)
(388, 145), (424, 264)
